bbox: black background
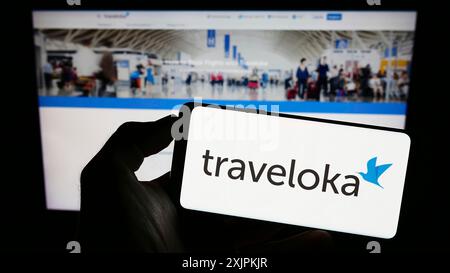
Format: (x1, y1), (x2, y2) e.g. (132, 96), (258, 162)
(2, 0), (449, 255)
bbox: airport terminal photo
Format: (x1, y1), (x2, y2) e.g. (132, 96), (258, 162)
(34, 28), (413, 103)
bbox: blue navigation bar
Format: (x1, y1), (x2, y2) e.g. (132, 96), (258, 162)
(38, 96), (407, 115)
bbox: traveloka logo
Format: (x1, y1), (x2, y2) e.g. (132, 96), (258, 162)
(200, 150), (393, 196)
(358, 157), (392, 189)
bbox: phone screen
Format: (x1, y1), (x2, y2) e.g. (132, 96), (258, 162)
(174, 103), (410, 238)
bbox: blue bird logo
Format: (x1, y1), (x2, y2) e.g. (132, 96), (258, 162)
(358, 157), (392, 188)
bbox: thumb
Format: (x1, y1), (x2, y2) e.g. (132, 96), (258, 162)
(95, 114), (178, 172)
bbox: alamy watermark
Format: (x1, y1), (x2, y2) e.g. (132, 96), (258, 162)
(170, 98), (281, 152)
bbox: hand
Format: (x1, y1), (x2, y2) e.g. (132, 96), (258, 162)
(80, 115), (332, 252)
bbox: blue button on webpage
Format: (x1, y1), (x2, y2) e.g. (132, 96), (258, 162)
(327, 13), (342, 20)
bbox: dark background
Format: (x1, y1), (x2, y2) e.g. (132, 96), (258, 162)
(2, 0), (449, 253)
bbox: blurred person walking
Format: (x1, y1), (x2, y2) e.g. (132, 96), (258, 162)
(296, 58), (309, 99)
(43, 61), (53, 95)
(97, 41), (117, 97)
(316, 56), (329, 96)
(145, 62), (155, 96)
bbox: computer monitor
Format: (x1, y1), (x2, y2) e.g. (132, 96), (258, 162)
(32, 10), (417, 210)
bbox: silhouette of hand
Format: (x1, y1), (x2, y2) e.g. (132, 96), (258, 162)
(80, 115), (332, 252)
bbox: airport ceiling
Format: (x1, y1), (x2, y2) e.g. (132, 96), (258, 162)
(40, 29), (414, 60)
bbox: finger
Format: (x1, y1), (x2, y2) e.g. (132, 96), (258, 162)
(141, 170), (181, 209)
(141, 172), (171, 192)
(101, 114), (178, 171)
(139, 171), (185, 252)
(143, 171), (182, 207)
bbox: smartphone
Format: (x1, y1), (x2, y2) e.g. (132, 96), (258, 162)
(171, 102), (410, 239)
